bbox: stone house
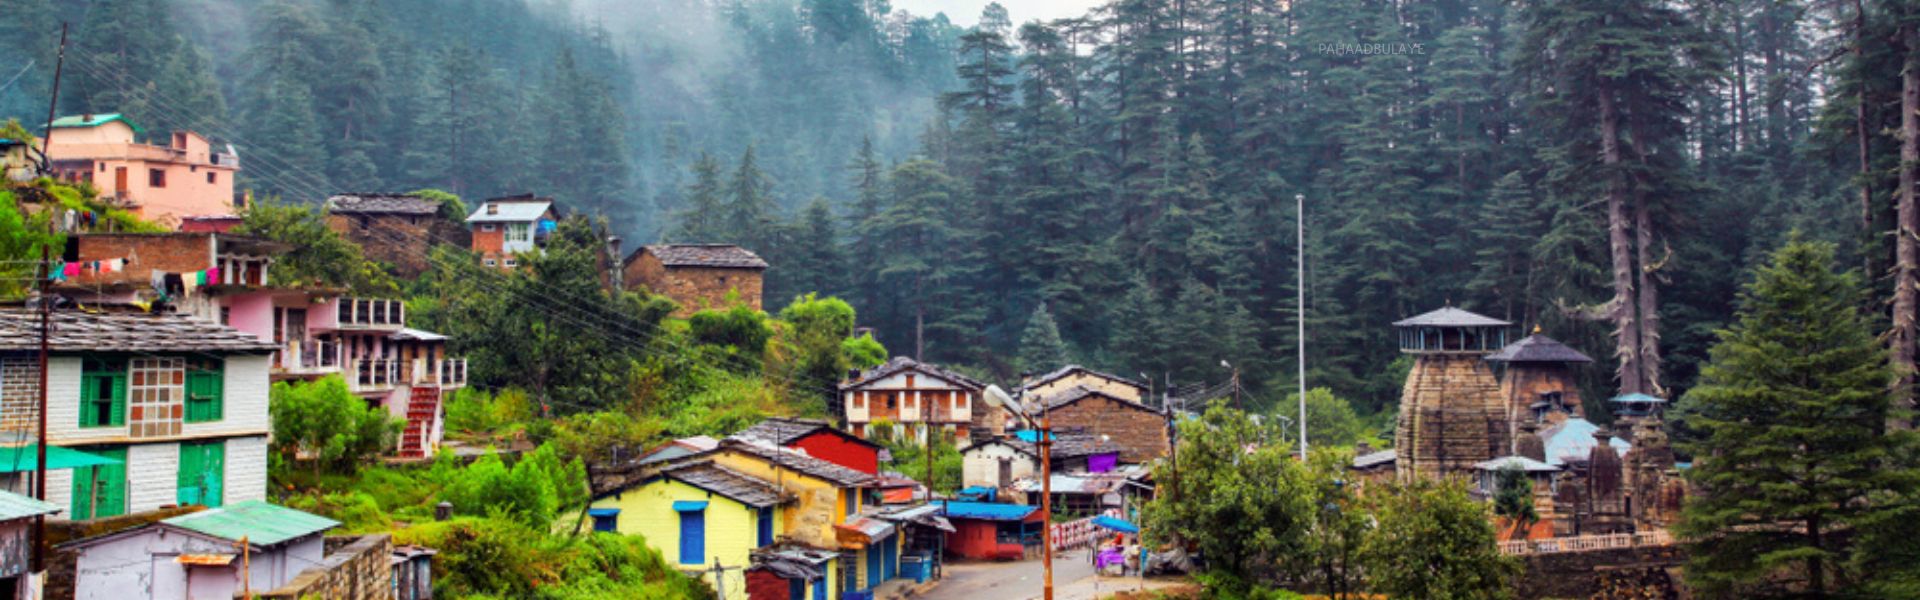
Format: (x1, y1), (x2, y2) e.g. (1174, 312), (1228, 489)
(839, 357), (986, 443)
(465, 194), (557, 270)
(732, 417), (884, 475)
(622, 244), (768, 316)
(0, 309), (274, 519)
(1031, 386), (1169, 464)
(42, 113), (241, 228)
(1020, 365), (1147, 405)
(324, 193), (470, 278)
(60, 500), (337, 600)
(958, 434), (1125, 491)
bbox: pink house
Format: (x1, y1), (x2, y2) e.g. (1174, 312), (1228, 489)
(43, 113), (241, 229)
(57, 233), (466, 458)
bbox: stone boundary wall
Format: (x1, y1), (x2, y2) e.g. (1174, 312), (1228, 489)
(259, 533), (394, 600)
(1514, 544), (1686, 599)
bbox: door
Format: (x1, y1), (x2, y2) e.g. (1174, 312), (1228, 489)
(177, 441), (225, 507)
(866, 544), (881, 588)
(998, 457), (1013, 489)
(70, 446), (127, 519)
(882, 535), (896, 581)
(113, 167), (127, 194)
(678, 510), (705, 565)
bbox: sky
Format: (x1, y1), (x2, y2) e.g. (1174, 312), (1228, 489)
(888, 0), (1105, 26)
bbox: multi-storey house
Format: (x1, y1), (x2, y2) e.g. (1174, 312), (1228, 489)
(621, 244), (767, 316)
(42, 113), (241, 228)
(324, 193), (470, 278)
(0, 309), (274, 519)
(839, 357), (985, 443)
(466, 194), (557, 270)
(57, 233), (467, 458)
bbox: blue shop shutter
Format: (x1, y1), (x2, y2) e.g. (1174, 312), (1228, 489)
(758, 506), (774, 546)
(678, 509), (705, 565)
(866, 546), (881, 588)
(813, 577), (826, 600)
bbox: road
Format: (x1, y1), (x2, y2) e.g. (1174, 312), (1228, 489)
(918, 549), (1187, 600)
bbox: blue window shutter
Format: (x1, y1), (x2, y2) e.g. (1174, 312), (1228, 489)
(679, 510), (705, 565)
(813, 578), (826, 600)
(758, 507), (774, 546)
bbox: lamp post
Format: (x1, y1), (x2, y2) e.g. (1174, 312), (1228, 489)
(984, 385), (1052, 600)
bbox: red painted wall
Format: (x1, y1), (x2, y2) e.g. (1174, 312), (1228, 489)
(745, 568), (792, 600)
(789, 430), (880, 475)
(946, 520), (1024, 560)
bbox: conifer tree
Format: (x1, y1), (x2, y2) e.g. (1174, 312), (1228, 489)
(1018, 303), (1069, 374)
(671, 153), (727, 242)
(1678, 238), (1916, 597)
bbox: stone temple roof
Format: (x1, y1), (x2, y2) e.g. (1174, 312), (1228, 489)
(1393, 306), (1511, 328)
(1485, 333), (1593, 363)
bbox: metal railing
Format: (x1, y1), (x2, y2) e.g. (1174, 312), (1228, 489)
(336, 298), (405, 328)
(277, 340), (341, 373)
(352, 359), (399, 392)
(1497, 530), (1674, 556)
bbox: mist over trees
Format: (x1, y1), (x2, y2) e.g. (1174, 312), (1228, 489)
(0, 0), (1889, 416)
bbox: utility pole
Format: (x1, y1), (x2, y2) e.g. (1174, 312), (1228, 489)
(32, 22), (66, 577)
(1297, 193), (1308, 460)
(1040, 401), (1054, 600)
(239, 536), (253, 599)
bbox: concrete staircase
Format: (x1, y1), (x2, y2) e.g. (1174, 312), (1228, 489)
(399, 387), (440, 458)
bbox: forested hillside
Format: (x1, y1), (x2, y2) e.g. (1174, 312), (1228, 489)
(0, 0), (1883, 417)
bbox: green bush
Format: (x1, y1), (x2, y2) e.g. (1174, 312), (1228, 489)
(269, 375), (401, 476)
(439, 444), (585, 529)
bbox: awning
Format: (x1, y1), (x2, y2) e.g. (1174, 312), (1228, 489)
(176, 554), (236, 567)
(1091, 516), (1139, 534)
(587, 508), (621, 518)
(672, 500), (709, 512)
(0, 445), (123, 473)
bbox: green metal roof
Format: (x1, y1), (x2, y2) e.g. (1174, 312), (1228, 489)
(0, 444), (123, 473)
(47, 113), (144, 134)
(162, 500), (339, 546)
(0, 490), (59, 521)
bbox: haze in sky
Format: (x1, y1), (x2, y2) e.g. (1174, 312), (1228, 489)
(890, 0), (1104, 26)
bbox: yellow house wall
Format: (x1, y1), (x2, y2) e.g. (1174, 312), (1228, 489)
(1026, 372), (1146, 404)
(590, 478), (779, 600)
(708, 449), (864, 550)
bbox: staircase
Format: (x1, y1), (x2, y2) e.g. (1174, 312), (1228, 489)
(399, 387), (441, 458)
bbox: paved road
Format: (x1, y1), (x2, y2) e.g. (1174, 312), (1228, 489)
(919, 549), (1183, 600)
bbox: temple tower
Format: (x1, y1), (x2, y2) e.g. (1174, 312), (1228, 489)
(1485, 327), (1594, 454)
(1392, 307), (1511, 481)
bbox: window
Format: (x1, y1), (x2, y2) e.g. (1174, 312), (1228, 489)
(505, 223), (531, 243)
(79, 358), (126, 428)
(127, 358), (185, 438)
(677, 506), (706, 565)
(219, 307), (230, 325)
(185, 358), (223, 423)
(480, 223), (496, 232)
(757, 506), (774, 546)
(503, 257), (517, 268)
(207, 172), (216, 184)
(148, 169), (166, 188)
(177, 440), (225, 507)
(70, 446), (127, 519)
(483, 258), (497, 267)
(589, 508), (620, 533)
(842, 490), (856, 519)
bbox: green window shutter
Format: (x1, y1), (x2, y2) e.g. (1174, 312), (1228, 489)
(78, 375), (98, 428)
(185, 368), (223, 423)
(78, 359), (127, 429)
(107, 372), (125, 427)
(177, 441), (224, 507)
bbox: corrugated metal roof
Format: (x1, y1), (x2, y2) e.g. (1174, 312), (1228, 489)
(1540, 419), (1631, 466)
(465, 198), (554, 223)
(1351, 448), (1397, 470)
(940, 501), (1037, 521)
(1392, 307), (1511, 328)
(176, 554), (235, 566)
(0, 490), (59, 521)
(1473, 456), (1560, 473)
(48, 113), (142, 133)
(0, 444), (123, 473)
(390, 328), (448, 342)
(162, 500), (339, 546)
(1609, 393), (1668, 404)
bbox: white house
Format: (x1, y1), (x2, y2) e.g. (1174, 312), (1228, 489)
(0, 309), (274, 519)
(60, 500), (338, 600)
(959, 439), (1037, 491)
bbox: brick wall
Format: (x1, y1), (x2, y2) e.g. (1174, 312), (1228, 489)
(1046, 395), (1168, 464)
(258, 534), (396, 600)
(0, 357), (36, 435)
(328, 214), (470, 279)
(625, 253), (764, 316)
(71, 234), (212, 287)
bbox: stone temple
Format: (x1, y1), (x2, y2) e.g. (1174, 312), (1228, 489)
(1391, 306), (1512, 481)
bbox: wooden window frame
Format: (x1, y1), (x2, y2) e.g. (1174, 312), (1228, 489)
(148, 168), (166, 188)
(79, 358), (126, 428)
(185, 358), (223, 423)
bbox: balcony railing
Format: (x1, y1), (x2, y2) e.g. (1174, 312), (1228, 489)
(276, 340), (341, 375)
(352, 359), (399, 392)
(409, 357), (468, 388)
(211, 152), (239, 169)
(336, 299), (405, 329)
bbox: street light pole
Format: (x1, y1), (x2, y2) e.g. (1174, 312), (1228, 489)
(1040, 405), (1054, 600)
(1297, 193), (1308, 460)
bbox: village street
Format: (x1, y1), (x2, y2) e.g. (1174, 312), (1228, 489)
(917, 549), (1192, 600)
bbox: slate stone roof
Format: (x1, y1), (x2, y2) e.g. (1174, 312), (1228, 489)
(0, 309), (276, 354)
(1351, 448), (1397, 470)
(1022, 365), (1147, 392)
(734, 417), (881, 450)
(963, 433), (1126, 459)
(1485, 333), (1594, 363)
(325, 193), (440, 215)
(717, 438), (877, 487)
(1392, 306), (1511, 328)
(840, 356), (986, 391)
(1039, 385), (1160, 414)
(635, 244), (770, 270)
(659, 461), (785, 508)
